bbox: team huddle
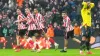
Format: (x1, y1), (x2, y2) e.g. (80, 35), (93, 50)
(0, 0), (95, 55)
(15, 8), (59, 52)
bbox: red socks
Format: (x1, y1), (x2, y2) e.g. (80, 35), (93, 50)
(49, 38), (55, 44)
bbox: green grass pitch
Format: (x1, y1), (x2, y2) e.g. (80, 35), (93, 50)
(0, 49), (100, 56)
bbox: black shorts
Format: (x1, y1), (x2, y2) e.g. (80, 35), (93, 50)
(82, 35), (91, 38)
(28, 29), (43, 37)
(18, 29), (27, 37)
(64, 30), (74, 39)
(82, 26), (91, 40)
(28, 30), (36, 37)
(36, 29), (43, 35)
(82, 35), (91, 41)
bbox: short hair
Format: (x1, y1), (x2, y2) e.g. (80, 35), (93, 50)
(17, 7), (22, 12)
(84, 0), (90, 2)
(34, 8), (39, 11)
(25, 8), (30, 10)
(17, 7), (22, 10)
(62, 11), (67, 14)
(62, 11), (66, 13)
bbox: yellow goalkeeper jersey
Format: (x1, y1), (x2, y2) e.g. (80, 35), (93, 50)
(81, 2), (94, 27)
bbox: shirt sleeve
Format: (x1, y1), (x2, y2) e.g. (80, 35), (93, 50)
(90, 3), (95, 9)
(82, 1), (87, 10)
(17, 15), (22, 22)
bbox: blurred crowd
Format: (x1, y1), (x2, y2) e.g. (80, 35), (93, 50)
(0, 0), (100, 37)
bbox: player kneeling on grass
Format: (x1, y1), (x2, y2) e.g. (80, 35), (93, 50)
(60, 11), (81, 52)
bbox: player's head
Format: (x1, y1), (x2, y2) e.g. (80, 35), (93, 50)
(62, 11), (67, 18)
(84, 0), (91, 9)
(34, 8), (38, 14)
(25, 8), (30, 15)
(74, 23), (78, 26)
(48, 24), (53, 28)
(16, 8), (22, 15)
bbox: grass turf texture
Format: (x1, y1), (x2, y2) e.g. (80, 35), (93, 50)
(0, 49), (100, 56)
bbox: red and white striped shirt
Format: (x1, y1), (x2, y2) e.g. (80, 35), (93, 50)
(17, 14), (26, 30)
(34, 13), (45, 30)
(26, 13), (36, 30)
(63, 16), (73, 32)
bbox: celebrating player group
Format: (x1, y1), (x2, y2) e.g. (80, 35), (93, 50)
(15, 8), (59, 52)
(12, 0), (95, 55)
